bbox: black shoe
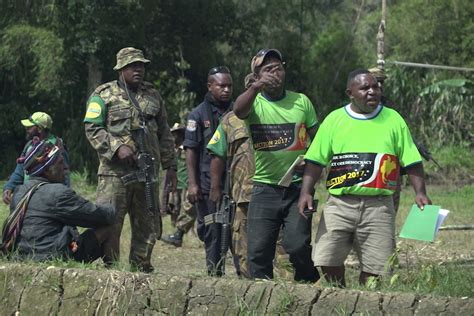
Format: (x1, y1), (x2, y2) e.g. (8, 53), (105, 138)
(161, 230), (184, 247)
(130, 263), (154, 273)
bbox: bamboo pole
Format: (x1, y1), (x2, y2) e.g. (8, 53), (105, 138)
(387, 60), (474, 72)
(376, 0), (387, 71)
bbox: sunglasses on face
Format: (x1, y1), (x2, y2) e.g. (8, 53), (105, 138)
(208, 66), (231, 76)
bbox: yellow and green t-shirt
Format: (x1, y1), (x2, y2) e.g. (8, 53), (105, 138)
(305, 104), (421, 196)
(245, 91), (318, 185)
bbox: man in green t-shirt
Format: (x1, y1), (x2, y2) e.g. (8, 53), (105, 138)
(233, 48), (320, 282)
(298, 69), (431, 286)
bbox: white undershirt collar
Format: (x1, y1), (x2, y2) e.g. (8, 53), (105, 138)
(344, 103), (383, 120)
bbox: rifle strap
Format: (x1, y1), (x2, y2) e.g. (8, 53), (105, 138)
(0, 182), (47, 253)
(118, 80), (146, 128)
(223, 157), (232, 197)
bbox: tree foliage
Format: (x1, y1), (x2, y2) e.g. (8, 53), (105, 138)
(0, 0), (472, 178)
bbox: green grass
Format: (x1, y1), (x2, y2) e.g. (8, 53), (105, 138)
(312, 181), (474, 298)
(423, 144), (474, 183)
(1, 160), (473, 298)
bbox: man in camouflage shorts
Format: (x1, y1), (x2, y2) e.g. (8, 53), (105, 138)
(84, 47), (177, 272)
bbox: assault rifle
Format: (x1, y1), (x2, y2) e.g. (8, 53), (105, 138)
(381, 96), (442, 169)
(120, 80), (158, 217)
(121, 128), (157, 216)
(414, 140), (442, 169)
(204, 160), (235, 275)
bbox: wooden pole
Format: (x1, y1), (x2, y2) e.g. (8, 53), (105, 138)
(387, 60), (474, 72)
(376, 0), (387, 71)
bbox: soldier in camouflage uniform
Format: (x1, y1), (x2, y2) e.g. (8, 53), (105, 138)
(207, 111), (253, 277)
(84, 47), (177, 272)
(161, 123), (197, 238)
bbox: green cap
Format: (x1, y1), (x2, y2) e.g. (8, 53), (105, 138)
(21, 112), (53, 130)
(113, 47), (150, 71)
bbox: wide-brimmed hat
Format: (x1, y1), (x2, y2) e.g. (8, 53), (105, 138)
(251, 48), (283, 73)
(21, 112), (53, 130)
(113, 47), (150, 71)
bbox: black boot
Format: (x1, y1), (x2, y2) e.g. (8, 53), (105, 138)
(161, 229), (184, 247)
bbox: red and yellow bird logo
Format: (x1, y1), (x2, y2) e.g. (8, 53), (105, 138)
(380, 156), (397, 183)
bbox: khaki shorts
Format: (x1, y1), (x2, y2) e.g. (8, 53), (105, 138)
(313, 194), (395, 275)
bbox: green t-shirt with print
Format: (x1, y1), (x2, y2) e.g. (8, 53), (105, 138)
(245, 91), (318, 185)
(305, 104), (422, 196)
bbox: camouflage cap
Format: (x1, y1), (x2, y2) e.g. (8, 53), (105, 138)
(244, 73), (257, 89)
(113, 47), (150, 71)
(251, 48), (283, 73)
(170, 122), (185, 132)
(368, 67), (387, 82)
(21, 112), (53, 130)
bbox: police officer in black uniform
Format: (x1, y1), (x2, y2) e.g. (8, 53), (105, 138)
(163, 66), (233, 276)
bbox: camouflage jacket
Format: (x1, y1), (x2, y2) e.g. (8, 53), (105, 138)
(207, 111), (254, 204)
(176, 146), (187, 190)
(84, 80), (176, 177)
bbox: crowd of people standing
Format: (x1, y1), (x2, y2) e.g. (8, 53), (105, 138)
(1, 46), (431, 287)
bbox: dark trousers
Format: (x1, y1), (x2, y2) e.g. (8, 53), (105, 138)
(247, 182), (319, 282)
(196, 194), (223, 275)
(73, 229), (103, 263)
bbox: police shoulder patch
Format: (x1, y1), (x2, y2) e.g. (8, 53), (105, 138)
(94, 81), (113, 94)
(209, 130), (221, 145)
(186, 119), (197, 132)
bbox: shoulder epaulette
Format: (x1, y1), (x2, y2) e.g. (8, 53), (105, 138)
(142, 81), (156, 89)
(94, 81), (117, 94)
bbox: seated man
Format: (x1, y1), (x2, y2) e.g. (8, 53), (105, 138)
(1, 138), (116, 262)
(298, 69), (431, 286)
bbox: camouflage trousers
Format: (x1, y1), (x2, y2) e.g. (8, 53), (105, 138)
(232, 203), (250, 278)
(232, 202), (291, 279)
(175, 190), (197, 233)
(95, 175), (162, 271)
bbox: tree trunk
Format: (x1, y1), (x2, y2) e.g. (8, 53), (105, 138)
(87, 54), (102, 99)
